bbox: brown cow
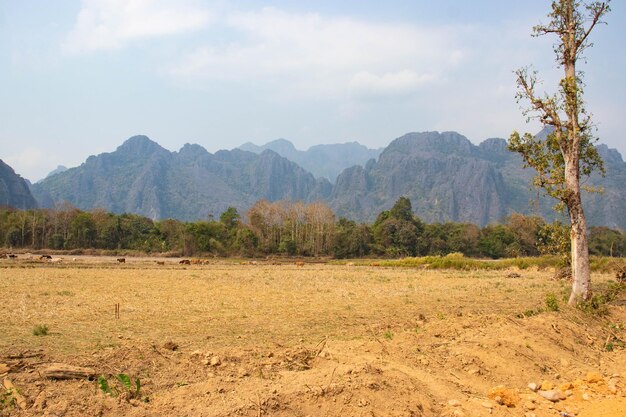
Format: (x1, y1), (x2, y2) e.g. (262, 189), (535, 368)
(295, 261), (305, 267)
(179, 259), (191, 265)
(117, 258), (126, 263)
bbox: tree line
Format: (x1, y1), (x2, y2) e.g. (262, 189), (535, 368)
(0, 197), (624, 259)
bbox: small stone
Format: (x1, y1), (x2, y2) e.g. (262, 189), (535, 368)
(210, 356), (221, 367)
(528, 383), (539, 392)
(481, 401), (494, 409)
(494, 396), (503, 405)
(524, 413), (537, 417)
(560, 358), (570, 368)
(32, 391), (47, 410)
(559, 382), (574, 391)
(448, 399), (461, 407)
(190, 350), (203, 357)
(452, 410), (465, 417)
(163, 341), (178, 351)
(523, 401), (536, 410)
(554, 373), (561, 380)
(538, 390), (565, 402)
(565, 390), (573, 397)
(582, 393), (591, 400)
(201, 359), (210, 366)
(585, 372), (603, 383)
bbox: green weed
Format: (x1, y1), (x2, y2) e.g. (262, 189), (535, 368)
(32, 324), (49, 336)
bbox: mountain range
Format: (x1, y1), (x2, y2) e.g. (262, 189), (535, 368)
(3, 131), (625, 228)
(239, 139), (382, 182)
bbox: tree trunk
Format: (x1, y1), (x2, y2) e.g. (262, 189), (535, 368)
(566, 158), (591, 304)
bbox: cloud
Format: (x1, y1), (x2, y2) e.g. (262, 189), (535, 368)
(63, 0), (211, 53)
(169, 7), (465, 99)
(5, 147), (62, 182)
(349, 70), (437, 99)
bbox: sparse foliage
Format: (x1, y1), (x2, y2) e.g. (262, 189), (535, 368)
(508, 0), (611, 304)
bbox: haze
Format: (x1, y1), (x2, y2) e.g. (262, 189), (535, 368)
(1, 0), (625, 181)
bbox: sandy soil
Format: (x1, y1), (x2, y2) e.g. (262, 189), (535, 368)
(0, 256), (625, 416)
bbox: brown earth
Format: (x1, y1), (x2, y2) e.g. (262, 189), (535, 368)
(0, 256), (625, 416)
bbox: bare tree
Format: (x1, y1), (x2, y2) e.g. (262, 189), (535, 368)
(509, 0), (610, 304)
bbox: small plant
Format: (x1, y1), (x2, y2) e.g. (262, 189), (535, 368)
(98, 374), (141, 400)
(517, 308), (543, 318)
(577, 282), (625, 316)
(545, 293), (559, 312)
(383, 330), (394, 340)
(32, 324), (49, 336)
(0, 389), (16, 416)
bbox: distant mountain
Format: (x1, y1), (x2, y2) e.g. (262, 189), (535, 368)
(239, 139), (382, 182)
(0, 159), (38, 209)
(45, 165), (68, 179)
(328, 131), (626, 228)
(32, 136), (331, 221)
(30, 132), (626, 228)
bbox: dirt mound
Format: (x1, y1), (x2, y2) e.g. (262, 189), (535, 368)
(2, 310), (625, 416)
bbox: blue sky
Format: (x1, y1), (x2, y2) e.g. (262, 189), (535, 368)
(1, 1), (624, 181)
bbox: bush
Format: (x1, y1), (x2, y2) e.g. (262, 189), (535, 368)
(545, 293), (559, 312)
(32, 324), (49, 336)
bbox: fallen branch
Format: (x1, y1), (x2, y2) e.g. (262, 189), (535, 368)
(41, 363), (96, 380)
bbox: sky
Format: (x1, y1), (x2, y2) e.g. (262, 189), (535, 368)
(1, 0), (625, 182)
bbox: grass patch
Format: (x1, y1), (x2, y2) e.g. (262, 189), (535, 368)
(32, 324), (49, 336)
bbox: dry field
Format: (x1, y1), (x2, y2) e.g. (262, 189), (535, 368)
(1, 256), (625, 416)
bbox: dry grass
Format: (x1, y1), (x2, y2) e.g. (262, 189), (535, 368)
(1, 257), (625, 417)
(1, 260), (572, 354)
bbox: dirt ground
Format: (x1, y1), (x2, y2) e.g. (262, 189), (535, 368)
(1, 255), (625, 416)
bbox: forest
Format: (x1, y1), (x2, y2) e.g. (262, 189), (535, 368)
(0, 197), (624, 259)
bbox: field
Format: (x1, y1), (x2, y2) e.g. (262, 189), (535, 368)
(1, 256), (625, 416)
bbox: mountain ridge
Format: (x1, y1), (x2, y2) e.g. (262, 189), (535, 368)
(23, 132), (626, 229)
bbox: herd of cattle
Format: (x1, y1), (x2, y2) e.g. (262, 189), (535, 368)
(0, 253), (311, 267)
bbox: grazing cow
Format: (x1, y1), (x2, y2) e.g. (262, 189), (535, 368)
(49, 257), (63, 263)
(40, 255), (52, 260)
(295, 261), (305, 267)
(156, 261), (165, 266)
(8, 254), (17, 259)
(179, 259), (191, 265)
(117, 258), (126, 263)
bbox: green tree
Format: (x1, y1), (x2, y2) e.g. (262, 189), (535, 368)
(508, 0), (610, 304)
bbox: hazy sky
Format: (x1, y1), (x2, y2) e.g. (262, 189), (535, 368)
(1, 1), (625, 182)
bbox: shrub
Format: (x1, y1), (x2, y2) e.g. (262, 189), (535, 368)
(32, 324), (49, 336)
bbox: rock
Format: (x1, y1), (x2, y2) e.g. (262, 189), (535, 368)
(559, 382), (574, 391)
(210, 356), (221, 367)
(541, 380), (554, 390)
(448, 399), (461, 407)
(2, 378), (27, 409)
(582, 393), (591, 400)
(523, 401), (536, 410)
(481, 401), (494, 409)
(190, 350), (203, 357)
(452, 410), (465, 417)
(565, 390), (573, 397)
(538, 390), (565, 402)
(585, 372), (603, 383)
(524, 413), (537, 417)
(488, 386), (519, 408)
(528, 383), (539, 392)
(32, 391), (47, 410)
(163, 341), (178, 351)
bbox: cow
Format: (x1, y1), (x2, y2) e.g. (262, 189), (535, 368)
(156, 261), (165, 266)
(179, 259), (191, 265)
(117, 258), (126, 263)
(40, 255), (52, 260)
(8, 254), (17, 259)
(49, 257), (63, 263)
(295, 261), (305, 267)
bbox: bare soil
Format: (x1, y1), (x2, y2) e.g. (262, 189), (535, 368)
(1, 255), (625, 416)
